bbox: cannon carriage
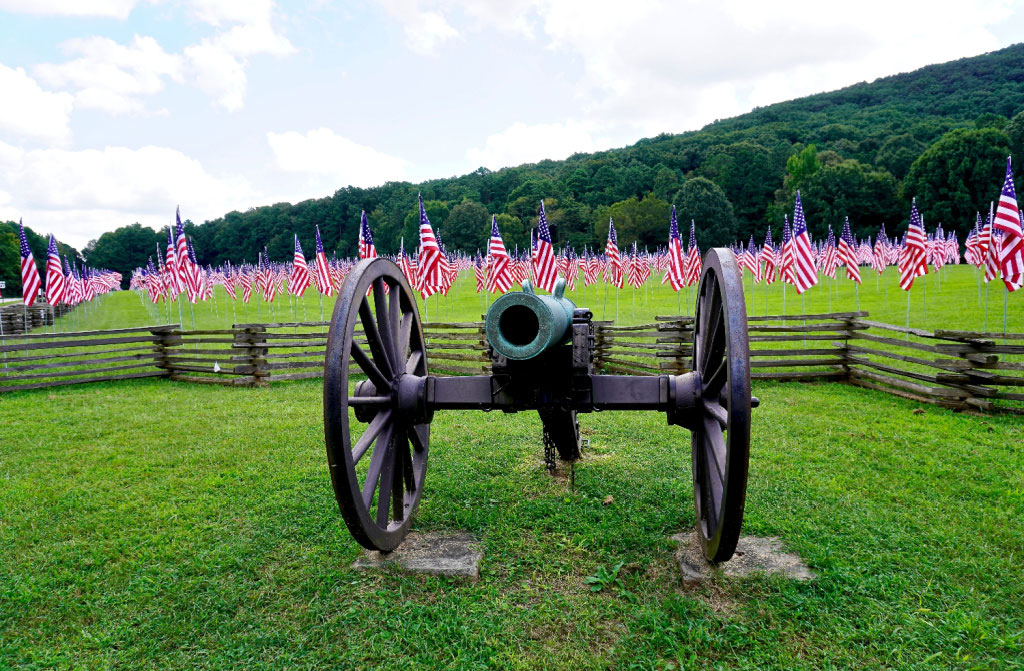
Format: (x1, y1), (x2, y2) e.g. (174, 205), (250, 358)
(323, 248), (755, 563)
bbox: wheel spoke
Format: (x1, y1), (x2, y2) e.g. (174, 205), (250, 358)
(409, 423), (428, 452)
(700, 287), (723, 373)
(702, 416), (726, 491)
(703, 401), (728, 429)
(350, 342), (389, 391)
(375, 440), (394, 526)
(704, 357), (727, 396)
(373, 278), (398, 368)
(406, 349), (423, 375)
(391, 430), (406, 522)
(396, 312), (414, 366)
(398, 429), (415, 493)
(359, 296), (393, 379)
(361, 422), (393, 505)
(351, 409), (392, 464)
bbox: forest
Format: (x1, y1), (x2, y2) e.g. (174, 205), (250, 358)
(3, 43), (1024, 293)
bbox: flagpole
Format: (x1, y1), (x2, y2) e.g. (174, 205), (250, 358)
(1003, 287), (1008, 337)
(984, 282), (990, 332)
(905, 289), (911, 340)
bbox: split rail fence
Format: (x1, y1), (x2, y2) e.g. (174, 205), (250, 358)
(0, 312), (1021, 413)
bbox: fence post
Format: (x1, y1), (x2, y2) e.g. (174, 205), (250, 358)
(236, 325), (268, 387)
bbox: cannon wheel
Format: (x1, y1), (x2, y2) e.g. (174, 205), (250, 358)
(323, 258), (430, 552)
(691, 248), (751, 563)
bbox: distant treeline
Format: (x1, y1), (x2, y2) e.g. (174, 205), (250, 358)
(57, 43), (1024, 288)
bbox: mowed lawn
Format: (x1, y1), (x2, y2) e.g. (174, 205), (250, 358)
(1, 377), (1022, 670)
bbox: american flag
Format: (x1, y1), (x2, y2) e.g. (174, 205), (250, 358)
(62, 257), (80, 305)
(899, 199), (929, 290)
(626, 242), (644, 288)
(18, 221), (41, 306)
(605, 218), (623, 288)
(790, 192), (818, 294)
(583, 249), (599, 286)
(533, 201), (558, 292)
(683, 219), (701, 286)
(416, 194), (442, 299)
(261, 249), (277, 302)
(290, 235), (311, 296)
(838, 217), (861, 284)
(473, 253), (486, 292)
(396, 237), (415, 288)
(565, 249), (579, 291)
(223, 262), (237, 300)
(187, 236), (205, 301)
(45, 233), (65, 305)
(358, 210), (377, 260)
(994, 157), (1023, 292)
(744, 235), (761, 282)
(313, 225), (333, 297)
(239, 266), (253, 303)
(665, 206), (685, 291)
(435, 228), (454, 295)
(486, 214), (513, 294)
(174, 207), (196, 303)
(821, 226), (838, 279)
(779, 215), (795, 285)
(872, 224), (887, 274)
(165, 227), (180, 299)
(762, 227), (777, 285)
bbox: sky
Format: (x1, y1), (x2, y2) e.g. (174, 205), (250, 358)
(0, 0), (1022, 249)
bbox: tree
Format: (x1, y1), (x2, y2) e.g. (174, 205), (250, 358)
(401, 200), (450, 250)
(593, 196), (671, 250)
(443, 200), (490, 253)
(798, 160), (901, 239)
(84, 223), (164, 288)
(1008, 109), (1024, 163)
(874, 133), (926, 179)
(696, 142), (783, 238)
(784, 144), (821, 191)
(0, 229), (21, 296)
(651, 165), (681, 200)
(671, 177), (738, 247)
(902, 127), (1011, 235)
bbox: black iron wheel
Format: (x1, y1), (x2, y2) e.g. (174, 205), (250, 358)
(323, 258), (430, 552)
(691, 248), (751, 562)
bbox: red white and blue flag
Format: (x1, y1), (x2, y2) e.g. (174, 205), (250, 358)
(762, 227), (777, 285)
(791, 192), (818, 294)
(533, 201), (558, 292)
(290, 235), (311, 297)
(899, 199), (929, 290)
(19, 220), (41, 306)
(605, 218), (623, 288)
(665, 206), (685, 291)
(45, 233), (65, 305)
(683, 219), (701, 286)
(993, 157), (1023, 291)
(486, 214), (513, 294)
(314, 225), (333, 296)
(838, 216), (861, 284)
(416, 194), (442, 299)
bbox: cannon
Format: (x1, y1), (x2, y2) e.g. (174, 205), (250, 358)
(323, 248), (754, 562)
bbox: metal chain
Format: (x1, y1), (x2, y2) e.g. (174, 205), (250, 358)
(542, 424), (557, 472)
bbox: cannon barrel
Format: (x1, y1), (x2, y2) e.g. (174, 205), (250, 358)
(485, 278), (575, 360)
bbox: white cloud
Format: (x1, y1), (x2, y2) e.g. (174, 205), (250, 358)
(0, 63), (75, 145)
(374, 0), (459, 53)
(35, 35), (183, 115)
(374, 0), (1015, 135)
(0, 141), (260, 247)
(466, 120), (602, 170)
(0, 0), (138, 19)
(267, 128), (410, 188)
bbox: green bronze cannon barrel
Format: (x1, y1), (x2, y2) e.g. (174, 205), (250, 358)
(485, 278), (575, 360)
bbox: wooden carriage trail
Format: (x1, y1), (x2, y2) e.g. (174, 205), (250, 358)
(1, 311), (1022, 413)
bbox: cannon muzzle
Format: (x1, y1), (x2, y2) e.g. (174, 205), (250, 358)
(485, 278), (575, 360)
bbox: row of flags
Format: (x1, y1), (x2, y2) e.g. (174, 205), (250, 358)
(121, 156), (1023, 310)
(16, 220), (120, 307)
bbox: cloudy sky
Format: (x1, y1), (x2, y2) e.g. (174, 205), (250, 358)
(1, 0), (1022, 248)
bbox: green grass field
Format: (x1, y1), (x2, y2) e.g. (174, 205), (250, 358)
(50, 264), (1023, 334)
(1, 378), (1022, 670)
(2, 263), (1023, 669)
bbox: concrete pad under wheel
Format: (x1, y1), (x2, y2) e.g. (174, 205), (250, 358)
(672, 531), (815, 585)
(352, 532), (482, 580)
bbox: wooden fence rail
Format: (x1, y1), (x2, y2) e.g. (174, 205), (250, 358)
(0, 312), (1021, 413)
